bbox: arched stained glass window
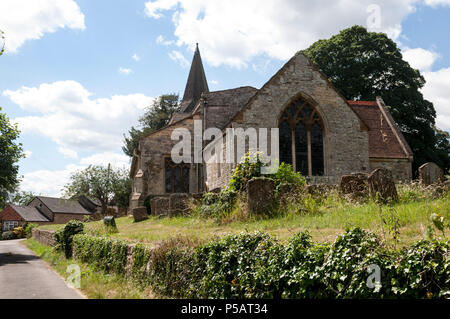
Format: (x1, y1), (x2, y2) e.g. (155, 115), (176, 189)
(278, 97), (324, 176)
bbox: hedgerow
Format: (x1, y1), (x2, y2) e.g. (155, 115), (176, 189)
(70, 228), (449, 299)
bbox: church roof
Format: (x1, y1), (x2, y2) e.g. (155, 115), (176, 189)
(202, 86), (258, 130)
(348, 99), (413, 159)
(179, 44), (209, 113)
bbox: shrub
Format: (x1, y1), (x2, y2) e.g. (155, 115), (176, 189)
(54, 220), (84, 258)
(228, 153), (265, 192)
(13, 226), (26, 238)
(197, 189), (237, 219)
(24, 223), (38, 238)
(272, 162), (306, 189)
(1, 231), (16, 240)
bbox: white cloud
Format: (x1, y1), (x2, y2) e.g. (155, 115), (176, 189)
(0, 0), (85, 52)
(168, 50), (189, 67)
(424, 0), (450, 7)
(156, 34), (175, 46)
(80, 152), (129, 169)
(20, 164), (85, 197)
(210, 80), (219, 85)
(422, 68), (450, 131)
(119, 67), (133, 75)
(402, 47), (440, 72)
(132, 53), (140, 61)
(4, 80), (154, 154)
(59, 147), (78, 159)
(145, 0), (419, 67)
(24, 150), (32, 158)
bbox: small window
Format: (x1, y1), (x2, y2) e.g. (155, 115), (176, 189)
(3, 220), (19, 231)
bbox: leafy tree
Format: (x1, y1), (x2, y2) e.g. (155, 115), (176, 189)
(8, 190), (36, 206)
(303, 25), (449, 174)
(0, 29), (4, 56)
(63, 165), (131, 214)
(0, 107), (24, 208)
(122, 94), (180, 157)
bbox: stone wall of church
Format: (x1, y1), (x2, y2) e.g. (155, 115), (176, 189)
(369, 158), (412, 182)
(204, 138), (236, 191)
(137, 115), (201, 198)
(229, 53), (371, 180)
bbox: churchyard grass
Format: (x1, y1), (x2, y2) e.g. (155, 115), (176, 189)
(39, 187), (450, 247)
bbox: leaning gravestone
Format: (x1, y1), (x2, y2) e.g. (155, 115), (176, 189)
(247, 177), (275, 215)
(132, 206), (148, 222)
(339, 173), (368, 200)
(418, 162), (444, 186)
(368, 168), (398, 202)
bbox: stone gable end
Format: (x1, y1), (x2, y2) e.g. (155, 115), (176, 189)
(230, 53), (370, 178)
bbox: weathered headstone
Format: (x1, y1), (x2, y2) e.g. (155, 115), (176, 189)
(103, 216), (116, 228)
(339, 173), (368, 200)
(169, 193), (191, 217)
(132, 206), (148, 222)
(368, 168), (398, 202)
(154, 197), (170, 216)
(418, 162), (444, 186)
(247, 177), (275, 214)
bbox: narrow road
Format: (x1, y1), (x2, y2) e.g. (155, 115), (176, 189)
(0, 239), (84, 299)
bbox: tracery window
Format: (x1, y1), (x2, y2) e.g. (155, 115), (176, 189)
(165, 158), (190, 193)
(278, 98), (324, 176)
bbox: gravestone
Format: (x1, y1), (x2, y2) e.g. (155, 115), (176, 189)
(169, 193), (191, 217)
(339, 173), (368, 200)
(103, 216), (116, 228)
(418, 162), (444, 186)
(368, 168), (398, 202)
(154, 197), (170, 216)
(247, 177), (275, 215)
(132, 206), (148, 222)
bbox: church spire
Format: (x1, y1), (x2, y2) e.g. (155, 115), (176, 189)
(180, 43), (209, 113)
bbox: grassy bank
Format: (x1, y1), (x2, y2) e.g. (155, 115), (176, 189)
(24, 239), (154, 299)
(40, 192), (449, 247)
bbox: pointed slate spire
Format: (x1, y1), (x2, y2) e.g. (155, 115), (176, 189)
(180, 43), (209, 113)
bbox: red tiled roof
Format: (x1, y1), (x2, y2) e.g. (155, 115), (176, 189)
(348, 100), (412, 159)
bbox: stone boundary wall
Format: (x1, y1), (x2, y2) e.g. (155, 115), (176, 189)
(31, 228), (56, 247)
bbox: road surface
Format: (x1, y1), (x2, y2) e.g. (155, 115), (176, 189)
(0, 239), (84, 299)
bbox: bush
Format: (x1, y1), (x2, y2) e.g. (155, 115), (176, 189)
(228, 153), (265, 192)
(24, 223), (38, 238)
(197, 189), (237, 219)
(1, 230), (17, 240)
(272, 162), (306, 190)
(54, 220), (84, 258)
(73, 234), (129, 274)
(13, 226), (26, 238)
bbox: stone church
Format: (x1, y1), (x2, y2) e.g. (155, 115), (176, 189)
(129, 45), (413, 210)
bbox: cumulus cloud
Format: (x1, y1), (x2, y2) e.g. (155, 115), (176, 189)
(0, 0), (85, 52)
(145, 0), (419, 67)
(422, 68), (450, 131)
(168, 50), (189, 67)
(4, 80), (154, 153)
(80, 152), (130, 169)
(156, 34), (175, 46)
(424, 0), (450, 7)
(20, 164), (85, 197)
(402, 47), (440, 72)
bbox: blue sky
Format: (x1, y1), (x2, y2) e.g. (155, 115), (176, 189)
(0, 0), (449, 196)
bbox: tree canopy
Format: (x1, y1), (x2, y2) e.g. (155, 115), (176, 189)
(0, 107), (24, 208)
(63, 165), (131, 214)
(122, 94), (180, 157)
(303, 25), (449, 174)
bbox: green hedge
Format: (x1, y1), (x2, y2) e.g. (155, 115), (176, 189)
(70, 228), (449, 299)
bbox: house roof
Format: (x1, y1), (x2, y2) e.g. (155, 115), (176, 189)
(11, 205), (50, 222)
(36, 196), (93, 215)
(179, 44), (209, 113)
(348, 98), (413, 159)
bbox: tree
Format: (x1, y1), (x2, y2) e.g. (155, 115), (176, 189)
(122, 94), (180, 157)
(0, 107), (24, 208)
(303, 25), (448, 174)
(8, 191), (36, 206)
(63, 165), (131, 214)
(0, 29), (4, 56)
